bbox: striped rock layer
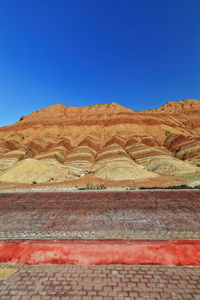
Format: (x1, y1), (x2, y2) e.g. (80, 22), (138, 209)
(0, 99), (200, 184)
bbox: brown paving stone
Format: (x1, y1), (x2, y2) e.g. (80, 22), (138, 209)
(0, 265), (199, 299)
(0, 191), (200, 239)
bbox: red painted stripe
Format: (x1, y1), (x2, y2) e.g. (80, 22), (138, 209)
(0, 239), (199, 266)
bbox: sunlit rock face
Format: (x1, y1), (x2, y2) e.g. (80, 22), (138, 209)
(0, 99), (200, 184)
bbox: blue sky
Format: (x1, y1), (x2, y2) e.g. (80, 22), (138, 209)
(0, 0), (200, 126)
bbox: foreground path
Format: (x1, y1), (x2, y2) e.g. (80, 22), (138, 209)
(0, 190), (200, 239)
(0, 265), (200, 299)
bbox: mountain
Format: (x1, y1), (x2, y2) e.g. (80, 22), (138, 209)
(143, 99), (200, 113)
(0, 99), (200, 187)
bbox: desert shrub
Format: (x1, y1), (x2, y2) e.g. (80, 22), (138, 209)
(78, 183), (107, 190)
(167, 184), (191, 189)
(139, 184), (191, 190)
(86, 183), (94, 190)
(97, 184), (106, 190)
(32, 181), (37, 184)
(192, 185), (200, 189)
(19, 116), (25, 121)
(48, 178), (54, 182)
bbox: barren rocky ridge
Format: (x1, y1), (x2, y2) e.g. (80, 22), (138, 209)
(0, 99), (200, 186)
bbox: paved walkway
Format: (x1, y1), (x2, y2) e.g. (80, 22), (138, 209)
(0, 265), (200, 299)
(0, 191), (200, 239)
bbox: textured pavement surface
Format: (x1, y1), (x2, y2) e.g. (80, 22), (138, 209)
(0, 190), (200, 239)
(0, 265), (200, 299)
(0, 191), (200, 299)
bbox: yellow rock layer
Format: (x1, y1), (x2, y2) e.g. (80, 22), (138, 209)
(0, 158), (77, 184)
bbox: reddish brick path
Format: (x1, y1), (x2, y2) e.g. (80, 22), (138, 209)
(0, 265), (200, 299)
(0, 191), (200, 239)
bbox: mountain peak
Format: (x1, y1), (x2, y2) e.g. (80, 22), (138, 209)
(144, 99), (200, 113)
(19, 102), (133, 123)
(17, 99), (200, 124)
(39, 102), (130, 111)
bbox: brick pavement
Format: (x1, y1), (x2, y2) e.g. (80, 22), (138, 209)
(0, 191), (200, 239)
(0, 265), (200, 299)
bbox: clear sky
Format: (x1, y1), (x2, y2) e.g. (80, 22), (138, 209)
(0, 0), (200, 126)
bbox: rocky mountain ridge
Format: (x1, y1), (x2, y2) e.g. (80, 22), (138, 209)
(143, 99), (200, 113)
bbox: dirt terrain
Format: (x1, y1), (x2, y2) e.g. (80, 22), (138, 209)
(0, 99), (200, 187)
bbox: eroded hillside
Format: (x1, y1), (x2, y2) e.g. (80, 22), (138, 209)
(0, 99), (200, 186)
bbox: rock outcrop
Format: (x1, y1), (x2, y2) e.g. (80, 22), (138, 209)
(0, 99), (200, 184)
